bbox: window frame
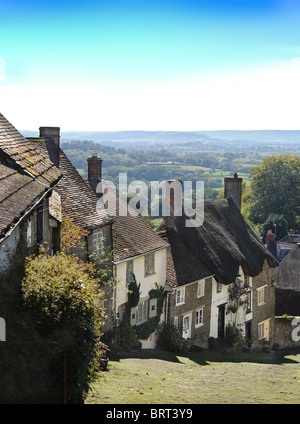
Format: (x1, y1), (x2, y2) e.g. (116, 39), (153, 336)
(197, 279), (205, 298)
(258, 318), (270, 341)
(195, 308), (204, 328)
(144, 252), (155, 276)
(92, 229), (104, 257)
(136, 298), (149, 325)
(257, 285), (266, 306)
(126, 260), (134, 284)
(176, 287), (185, 306)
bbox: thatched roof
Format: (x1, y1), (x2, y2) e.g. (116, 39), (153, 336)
(157, 197), (278, 284)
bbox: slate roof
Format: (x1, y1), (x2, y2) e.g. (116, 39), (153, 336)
(157, 196), (278, 284)
(98, 180), (168, 262)
(0, 113), (61, 238)
(34, 140), (112, 230)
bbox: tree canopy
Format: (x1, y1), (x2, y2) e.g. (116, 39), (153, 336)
(248, 154), (300, 236)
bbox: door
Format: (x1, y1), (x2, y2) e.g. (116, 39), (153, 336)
(217, 304), (226, 340)
(245, 320), (252, 347)
(182, 314), (192, 339)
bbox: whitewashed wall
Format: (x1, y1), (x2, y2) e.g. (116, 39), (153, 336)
(114, 247), (167, 348)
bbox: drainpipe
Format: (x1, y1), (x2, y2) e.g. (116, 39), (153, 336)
(165, 282), (175, 324)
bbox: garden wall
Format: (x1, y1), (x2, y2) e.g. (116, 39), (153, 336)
(274, 316), (300, 350)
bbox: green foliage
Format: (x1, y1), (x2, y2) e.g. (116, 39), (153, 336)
(249, 154), (300, 233)
(261, 213), (287, 243)
(0, 242), (107, 404)
(127, 277), (141, 309)
(225, 323), (246, 354)
(135, 316), (160, 340)
(21, 250), (106, 403)
(227, 276), (250, 315)
(156, 323), (191, 354)
(114, 321), (142, 352)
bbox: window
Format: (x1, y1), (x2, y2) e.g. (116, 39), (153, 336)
(176, 287), (185, 305)
(257, 286), (266, 306)
(216, 282), (222, 293)
(197, 280), (205, 298)
(126, 260), (134, 284)
(136, 299), (149, 325)
(144, 252), (155, 276)
(174, 316), (179, 328)
(195, 308), (204, 327)
(258, 319), (270, 340)
(92, 230), (103, 257)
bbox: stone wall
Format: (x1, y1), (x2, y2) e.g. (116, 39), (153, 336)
(274, 316), (300, 350)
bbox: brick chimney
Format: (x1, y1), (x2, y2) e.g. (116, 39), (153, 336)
(87, 152), (103, 194)
(224, 172), (243, 209)
(266, 229), (275, 245)
(39, 127), (60, 168)
(288, 229), (294, 243)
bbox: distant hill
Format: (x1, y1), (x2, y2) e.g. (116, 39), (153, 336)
(21, 130), (300, 145)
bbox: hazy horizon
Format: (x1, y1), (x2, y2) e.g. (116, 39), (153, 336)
(2, 1), (300, 132)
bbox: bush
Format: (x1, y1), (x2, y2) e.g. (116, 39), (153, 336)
(225, 323), (246, 354)
(115, 322), (142, 352)
(156, 323), (191, 354)
(0, 246), (107, 404)
(208, 337), (218, 351)
(21, 251), (107, 403)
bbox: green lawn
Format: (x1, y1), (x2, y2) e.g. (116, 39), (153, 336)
(86, 349), (300, 404)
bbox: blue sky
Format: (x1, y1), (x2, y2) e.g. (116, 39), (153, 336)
(1, 0), (300, 131)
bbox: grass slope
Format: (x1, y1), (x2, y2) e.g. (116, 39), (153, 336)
(86, 350), (300, 404)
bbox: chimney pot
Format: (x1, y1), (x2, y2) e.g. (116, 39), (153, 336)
(266, 229), (275, 245)
(288, 229), (294, 243)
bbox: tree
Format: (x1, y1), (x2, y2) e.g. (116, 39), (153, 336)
(248, 155), (300, 234)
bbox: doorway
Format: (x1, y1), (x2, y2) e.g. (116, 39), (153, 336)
(217, 304), (226, 340)
(245, 320), (252, 347)
(182, 313), (192, 339)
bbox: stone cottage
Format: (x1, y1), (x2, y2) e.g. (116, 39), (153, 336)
(0, 113), (62, 272)
(157, 177), (278, 350)
(86, 154), (168, 348)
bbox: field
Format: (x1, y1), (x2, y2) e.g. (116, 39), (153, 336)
(86, 349), (300, 404)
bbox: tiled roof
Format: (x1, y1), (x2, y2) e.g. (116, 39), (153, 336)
(0, 114), (60, 186)
(34, 140), (113, 230)
(99, 181), (168, 262)
(0, 113), (61, 238)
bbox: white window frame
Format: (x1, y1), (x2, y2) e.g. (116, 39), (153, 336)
(197, 279), (205, 298)
(92, 230), (104, 257)
(144, 252), (155, 276)
(176, 287), (185, 306)
(195, 308), (204, 328)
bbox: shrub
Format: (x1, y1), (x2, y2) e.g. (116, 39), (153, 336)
(156, 323), (191, 354)
(0, 245), (107, 404)
(225, 323), (246, 354)
(20, 250), (107, 403)
(115, 321), (142, 352)
(208, 337), (218, 351)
